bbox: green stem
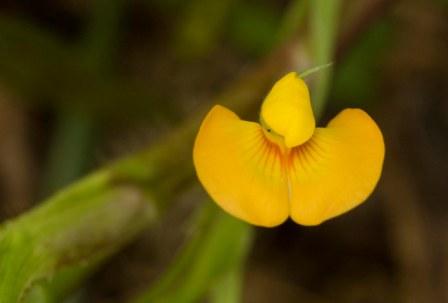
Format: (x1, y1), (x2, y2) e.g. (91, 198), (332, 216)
(209, 259), (246, 303)
(0, 179), (155, 303)
(277, 0), (308, 43)
(310, 0), (341, 117)
(131, 204), (253, 303)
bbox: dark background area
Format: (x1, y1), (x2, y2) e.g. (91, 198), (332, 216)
(0, 0), (447, 302)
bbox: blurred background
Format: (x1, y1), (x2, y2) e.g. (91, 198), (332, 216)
(0, 0), (447, 302)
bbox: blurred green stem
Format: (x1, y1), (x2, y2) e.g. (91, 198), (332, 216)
(310, 0), (341, 117)
(131, 204), (253, 303)
(0, 173), (155, 303)
(277, 0), (308, 43)
(209, 255), (246, 303)
(83, 0), (126, 71)
(41, 111), (94, 196)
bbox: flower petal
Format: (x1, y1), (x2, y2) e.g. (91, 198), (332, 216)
(288, 109), (385, 226)
(260, 72), (315, 147)
(193, 105), (289, 227)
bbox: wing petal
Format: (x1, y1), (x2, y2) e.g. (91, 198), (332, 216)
(288, 108), (385, 225)
(194, 105), (289, 227)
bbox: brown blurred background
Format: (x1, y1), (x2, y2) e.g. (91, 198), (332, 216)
(0, 0), (447, 302)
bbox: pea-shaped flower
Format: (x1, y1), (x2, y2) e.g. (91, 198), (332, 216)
(193, 72), (385, 227)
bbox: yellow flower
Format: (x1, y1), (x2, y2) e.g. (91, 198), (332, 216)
(193, 72), (385, 227)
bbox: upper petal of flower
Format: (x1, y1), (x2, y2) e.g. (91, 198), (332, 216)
(260, 72), (315, 148)
(193, 105), (290, 227)
(288, 108), (385, 226)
